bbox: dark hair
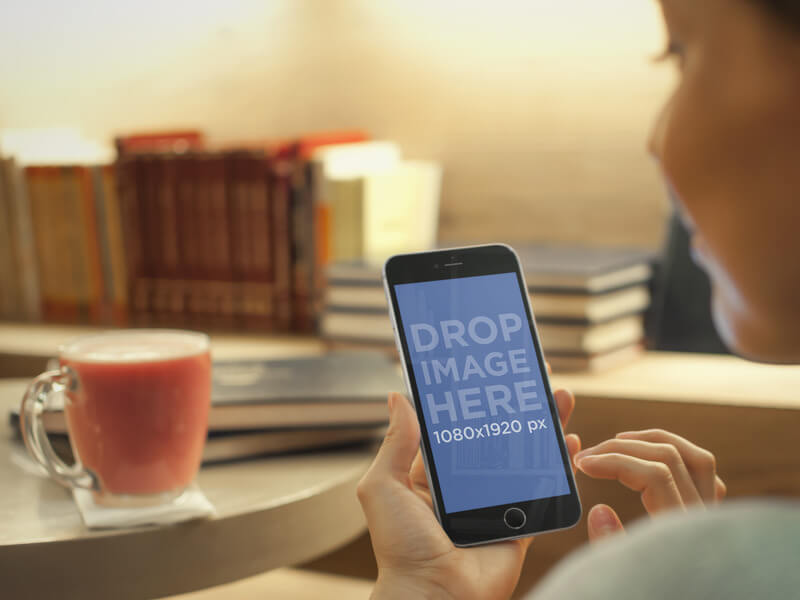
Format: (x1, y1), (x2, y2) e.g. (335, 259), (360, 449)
(755, 0), (800, 31)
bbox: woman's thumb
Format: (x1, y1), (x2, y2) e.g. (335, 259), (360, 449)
(587, 504), (625, 542)
(370, 393), (421, 480)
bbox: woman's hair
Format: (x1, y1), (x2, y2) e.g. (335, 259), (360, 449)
(755, 0), (800, 31)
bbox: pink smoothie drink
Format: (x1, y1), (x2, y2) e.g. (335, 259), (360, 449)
(60, 331), (211, 496)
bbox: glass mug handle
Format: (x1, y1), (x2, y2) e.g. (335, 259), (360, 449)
(20, 368), (97, 490)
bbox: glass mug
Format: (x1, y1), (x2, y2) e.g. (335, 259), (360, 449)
(21, 329), (211, 507)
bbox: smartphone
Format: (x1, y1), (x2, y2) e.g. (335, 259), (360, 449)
(383, 244), (581, 546)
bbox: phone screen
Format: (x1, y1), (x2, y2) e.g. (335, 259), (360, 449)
(394, 271), (570, 514)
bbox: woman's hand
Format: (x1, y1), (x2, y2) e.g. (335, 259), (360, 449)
(574, 429), (727, 542)
(357, 389), (581, 600)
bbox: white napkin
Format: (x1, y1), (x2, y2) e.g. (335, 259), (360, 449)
(72, 484), (216, 529)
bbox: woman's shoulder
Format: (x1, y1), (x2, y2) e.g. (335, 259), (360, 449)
(532, 500), (800, 600)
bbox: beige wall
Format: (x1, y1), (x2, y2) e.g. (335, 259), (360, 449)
(0, 0), (675, 248)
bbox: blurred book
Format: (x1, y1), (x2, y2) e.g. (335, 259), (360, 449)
(199, 424), (386, 462)
(0, 128), (114, 165)
(544, 344), (644, 373)
(326, 274), (649, 323)
(291, 131), (371, 332)
(513, 245), (653, 293)
(8, 352), (401, 434)
(321, 245), (654, 372)
(0, 128), (446, 335)
(311, 142), (441, 265)
(114, 130), (205, 156)
(35, 424), (387, 465)
(362, 160), (441, 264)
(321, 310), (643, 354)
(117, 130), (374, 332)
(0, 156), (41, 322)
(311, 140), (401, 263)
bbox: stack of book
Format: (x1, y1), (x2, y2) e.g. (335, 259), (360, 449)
(0, 129), (443, 334)
(321, 245), (654, 372)
(115, 130), (373, 332)
(9, 352), (399, 463)
(0, 156), (41, 323)
(1, 130), (385, 332)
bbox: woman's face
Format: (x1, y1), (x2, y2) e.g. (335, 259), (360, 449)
(651, 0), (800, 363)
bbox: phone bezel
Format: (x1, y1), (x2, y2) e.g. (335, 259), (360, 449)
(383, 244), (581, 546)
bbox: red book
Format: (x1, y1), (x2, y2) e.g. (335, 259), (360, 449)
(200, 154), (235, 329)
(139, 155), (161, 325)
(115, 158), (145, 324)
(115, 130), (205, 157)
(224, 151), (248, 329)
(240, 151), (275, 331)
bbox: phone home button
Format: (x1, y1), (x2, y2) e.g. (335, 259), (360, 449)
(503, 507), (526, 530)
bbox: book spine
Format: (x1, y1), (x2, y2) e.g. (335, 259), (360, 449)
(41, 166), (74, 322)
(4, 160), (41, 321)
(190, 154), (212, 328)
(185, 154), (208, 327)
(208, 154), (235, 329)
(116, 157), (146, 325)
(290, 157), (315, 333)
(159, 155), (184, 327)
(241, 153), (275, 331)
(91, 166), (113, 323)
(271, 154), (292, 332)
(0, 160), (17, 319)
(175, 154), (195, 325)
(225, 152), (247, 330)
(76, 166), (105, 323)
(100, 165), (128, 324)
(142, 154), (165, 326)
(25, 167), (49, 320)
(61, 167), (87, 322)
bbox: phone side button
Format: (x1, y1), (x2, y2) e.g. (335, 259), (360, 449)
(503, 507), (527, 530)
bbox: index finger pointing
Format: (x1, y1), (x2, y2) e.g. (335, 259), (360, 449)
(616, 429), (718, 502)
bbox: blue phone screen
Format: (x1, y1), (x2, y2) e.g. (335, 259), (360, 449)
(394, 272), (570, 514)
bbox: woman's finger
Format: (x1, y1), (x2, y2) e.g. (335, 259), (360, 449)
(575, 438), (702, 505)
(576, 453), (686, 514)
(565, 433), (582, 473)
(616, 429), (718, 502)
(587, 504), (625, 543)
(715, 475), (727, 501)
(410, 450), (428, 489)
(554, 388), (575, 431)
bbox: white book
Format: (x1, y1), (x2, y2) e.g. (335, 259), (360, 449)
(311, 141), (402, 263)
(363, 160), (442, 264)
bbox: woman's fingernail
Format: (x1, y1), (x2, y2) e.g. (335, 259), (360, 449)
(387, 393), (395, 413)
(575, 455), (598, 469)
(616, 431), (633, 438)
(592, 506), (619, 533)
